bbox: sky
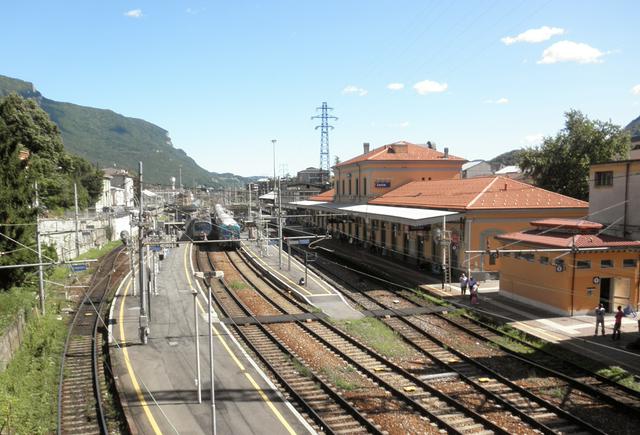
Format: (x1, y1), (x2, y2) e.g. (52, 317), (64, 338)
(1, 1), (639, 177)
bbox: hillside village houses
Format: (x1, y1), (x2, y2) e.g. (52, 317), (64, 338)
(94, 167), (135, 211)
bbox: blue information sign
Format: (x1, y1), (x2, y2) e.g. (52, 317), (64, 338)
(150, 245), (162, 252)
(71, 263), (88, 272)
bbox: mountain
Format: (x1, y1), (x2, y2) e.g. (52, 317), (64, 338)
(625, 114), (640, 137)
(488, 148), (524, 170)
(0, 74), (248, 188)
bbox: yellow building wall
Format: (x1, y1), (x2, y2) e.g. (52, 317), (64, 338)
(500, 245), (639, 315)
(466, 208), (587, 273)
(335, 160), (463, 203)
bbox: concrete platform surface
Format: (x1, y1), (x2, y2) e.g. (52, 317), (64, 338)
(109, 243), (315, 435)
(241, 240), (362, 320)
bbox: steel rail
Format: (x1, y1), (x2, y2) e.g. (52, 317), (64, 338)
(195, 248), (379, 435)
(57, 246), (124, 435)
(231, 249), (511, 435)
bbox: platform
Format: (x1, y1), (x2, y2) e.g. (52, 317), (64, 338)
(109, 243), (315, 434)
(240, 239), (362, 320)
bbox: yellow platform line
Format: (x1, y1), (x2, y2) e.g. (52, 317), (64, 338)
(118, 280), (163, 435)
(185, 244), (297, 435)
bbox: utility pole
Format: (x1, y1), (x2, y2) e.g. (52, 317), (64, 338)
(278, 176), (283, 269)
(248, 183), (252, 223)
(179, 166), (183, 192)
(271, 140), (277, 197)
(129, 216), (136, 297)
(74, 183), (80, 258)
(34, 182), (45, 315)
(138, 161), (148, 344)
(311, 102), (338, 172)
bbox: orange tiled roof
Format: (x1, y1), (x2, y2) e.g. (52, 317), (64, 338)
(308, 188), (335, 202)
(369, 176), (588, 210)
(336, 141), (464, 167)
(530, 219), (603, 231)
(496, 230), (640, 249)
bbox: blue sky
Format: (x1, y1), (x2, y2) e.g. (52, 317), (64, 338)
(1, 1), (639, 177)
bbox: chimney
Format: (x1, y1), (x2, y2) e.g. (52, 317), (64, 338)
(444, 147), (449, 158)
(363, 142), (370, 154)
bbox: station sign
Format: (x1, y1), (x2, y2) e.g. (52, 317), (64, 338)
(71, 263), (88, 272)
(288, 239), (310, 245)
(375, 180), (391, 188)
(150, 245), (162, 252)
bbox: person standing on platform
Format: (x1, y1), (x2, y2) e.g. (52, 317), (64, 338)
(460, 273), (468, 296)
(594, 303), (606, 336)
(468, 276), (477, 302)
(470, 282), (479, 305)
(612, 305), (624, 340)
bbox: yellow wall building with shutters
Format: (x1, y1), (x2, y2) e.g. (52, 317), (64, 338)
(496, 220), (640, 315)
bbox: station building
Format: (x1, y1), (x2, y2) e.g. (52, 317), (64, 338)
(496, 219), (640, 315)
(292, 141), (588, 278)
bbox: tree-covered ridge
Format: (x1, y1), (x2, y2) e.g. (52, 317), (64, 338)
(488, 149), (524, 170)
(625, 114), (640, 137)
(0, 74), (250, 188)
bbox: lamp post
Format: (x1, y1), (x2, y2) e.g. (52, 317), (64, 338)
(194, 270), (224, 435)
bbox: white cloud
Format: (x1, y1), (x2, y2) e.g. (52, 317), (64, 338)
(342, 85), (368, 96)
(124, 9), (143, 18)
(387, 83), (404, 91)
(485, 97), (509, 104)
(538, 40), (605, 64)
(632, 84), (640, 95)
(413, 80), (448, 95)
(502, 26), (565, 45)
(524, 133), (544, 145)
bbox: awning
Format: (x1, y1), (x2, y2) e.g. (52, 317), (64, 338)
(290, 201), (461, 226)
(259, 191), (276, 200)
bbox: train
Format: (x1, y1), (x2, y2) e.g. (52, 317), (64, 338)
(214, 204), (241, 249)
(185, 214), (213, 241)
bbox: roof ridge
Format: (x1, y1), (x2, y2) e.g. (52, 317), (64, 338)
(467, 176), (500, 208)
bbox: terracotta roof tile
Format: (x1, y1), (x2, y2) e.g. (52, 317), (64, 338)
(336, 141), (464, 167)
(530, 219), (603, 231)
(308, 189), (335, 202)
(496, 230), (640, 249)
(369, 176), (588, 210)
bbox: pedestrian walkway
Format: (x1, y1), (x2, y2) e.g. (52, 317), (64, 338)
(241, 239), (362, 320)
(109, 243), (315, 434)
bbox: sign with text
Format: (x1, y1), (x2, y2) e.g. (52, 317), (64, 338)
(375, 180), (391, 188)
(71, 263), (88, 272)
(288, 239), (310, 245)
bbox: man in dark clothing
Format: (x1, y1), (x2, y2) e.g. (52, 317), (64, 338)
(594, 303), (605, 336)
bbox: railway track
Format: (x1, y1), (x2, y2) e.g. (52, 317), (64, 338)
(57, 246), (127, 435)
(295, 247), (640, 434)
(194, 247), (379, 434)
(199, 246), (575, 434)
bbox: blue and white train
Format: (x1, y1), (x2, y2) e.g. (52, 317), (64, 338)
(214, 204), (241, 249)
(185, 214), (213, 241)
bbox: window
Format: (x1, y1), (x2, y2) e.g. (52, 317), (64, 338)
(348, 179), (352, 195)
(577, 260), (591, 269)
(522, 253), (535, 262)
(341, 179), (345, 195)
(363, 177), (367, 196)
(623, 259), (637, 268)
(540, 256), (549, 265)
(355, 178), (359, 196)
(595, 171), (613, 187)
(600, 259), (613, 268)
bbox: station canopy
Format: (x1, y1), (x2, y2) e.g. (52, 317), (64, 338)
(291, 201), (461, 226)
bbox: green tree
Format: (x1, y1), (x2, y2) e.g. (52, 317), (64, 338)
(0, 93), (103, 289)
(519, 110), (631, 200)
